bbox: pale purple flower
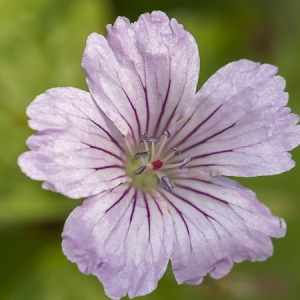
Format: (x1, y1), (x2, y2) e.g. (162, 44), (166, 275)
(18, 11), (300, 300)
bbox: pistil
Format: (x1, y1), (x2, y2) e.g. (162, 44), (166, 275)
(152, 159), (163, 170)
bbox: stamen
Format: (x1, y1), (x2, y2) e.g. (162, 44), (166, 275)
(163, 147), (181, 162)
(134, 151), (149, 160)
(161, 155), (193, 170)
(133, 165), (146, 175)
(170, 181), (176, 188)
(139, 132), (149, 163)
(179, 155), (193, 170)
(161, 176), (174, 192)
(154, 129), (170, 160)
(147, 137), (161, 143)
(140, 132), (148, 143)
(151, 139), (156, 160)
(163, 130), (171, 138)
(171, 147), (181, 155)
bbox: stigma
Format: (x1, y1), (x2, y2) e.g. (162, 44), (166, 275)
(132, 130), (192, 192)
(152, 160), (163, 170)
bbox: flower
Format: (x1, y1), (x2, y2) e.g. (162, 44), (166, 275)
(18, 11), (300, 300)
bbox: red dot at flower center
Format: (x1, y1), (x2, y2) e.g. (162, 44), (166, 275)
(152, 159), (163, 170)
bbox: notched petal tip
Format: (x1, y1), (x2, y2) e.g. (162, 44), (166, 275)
(179, 57), (300, 177)
(83, 10), (200, 141)
(18, 87), (127, 199)
(168, 169), (286, 285)
(275, 216), (287, 238)
(138, 10), (169, 24)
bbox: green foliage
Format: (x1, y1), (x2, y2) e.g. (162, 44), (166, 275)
(1, 0), (300, 299)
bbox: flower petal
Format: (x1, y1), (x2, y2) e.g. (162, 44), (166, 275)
(169, 59), (300, 176)
(18, 87), (127, 199)
(82, 11), (199, 146)
(162, 169), (285, 284)
(62, 184), (173, 299)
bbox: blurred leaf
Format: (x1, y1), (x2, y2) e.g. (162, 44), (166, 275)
(0, 230), (109, 300)
(0, 0), (113, 225)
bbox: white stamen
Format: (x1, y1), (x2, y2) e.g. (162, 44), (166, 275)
(139, 133), (149, 163)
(172, 147), (181, 155)
(146, 136), (160, 161)
(160, 155), (193, 170)
(163, 147), (181, 162)
(154, 130), (170, 160)
(151, 141), (156, 160)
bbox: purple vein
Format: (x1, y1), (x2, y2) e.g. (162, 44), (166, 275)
(169, 191), (236, 239)
(181, 123), (236, 153)
(160, 192), (190, 238)
(143, 85), (150, 133)
(161, 78), (186, 136)
(193, 149), (233, 160)
(177, 104), (223, 146)
(175, 184), (228, 206)
(105, 186), (131, 213)
(173, 185), (244, 231)
(120, 86), (142, 140)
(143, 193), (151, 242)
(152, 195), (163, 216)
(94, 165), (122, 171)
(153, 79), (172, 136)
(90, 95), (135, 141)
(129, 191), (137, 224)
(89, 119), (125, 152)
(82, 142), (124, 161)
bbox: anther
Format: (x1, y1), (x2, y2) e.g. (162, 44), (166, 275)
(140, 132), (148, 143)
(179, 155), (193, 170)
(134, 151), (149, 160)
(147, 136), (160, 143)
(172, 147), (181, 155)
(161, 176), (174, 192)
(133, 165), (146, 175)
(163, 130), (171, 138)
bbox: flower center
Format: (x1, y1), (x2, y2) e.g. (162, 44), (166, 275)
(126, 130), (192, 192)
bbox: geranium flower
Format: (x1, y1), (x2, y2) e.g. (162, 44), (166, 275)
(18, 11), (300, 300)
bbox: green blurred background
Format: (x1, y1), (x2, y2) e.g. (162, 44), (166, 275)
(1, 0), (300, 299)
